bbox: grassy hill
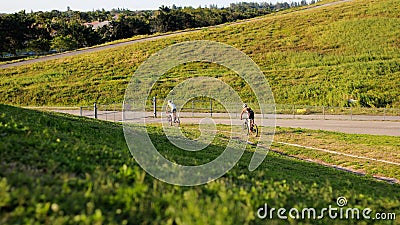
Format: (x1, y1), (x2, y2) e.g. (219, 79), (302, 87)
(1, 104), (399, 224)
(1, 0), (399, 108)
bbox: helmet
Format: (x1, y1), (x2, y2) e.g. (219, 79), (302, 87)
(243, 103), (247, 108)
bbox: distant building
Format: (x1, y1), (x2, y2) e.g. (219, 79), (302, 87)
(84, 15), (119, 30)
(84, 20), (110, 30)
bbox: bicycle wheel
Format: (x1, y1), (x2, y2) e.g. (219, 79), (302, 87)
(252, 124), (259, 137)
(242, 120), (249, 135)
(168, 115), (172, 126)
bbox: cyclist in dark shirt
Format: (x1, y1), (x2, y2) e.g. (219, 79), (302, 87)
(240, 103), (255, 132)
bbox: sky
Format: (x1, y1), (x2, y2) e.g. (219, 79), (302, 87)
(0, 0), (284, 13)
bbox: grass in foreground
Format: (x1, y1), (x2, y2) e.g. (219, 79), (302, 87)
(1, 0), (399, 107)
(0, 104), (399, 224)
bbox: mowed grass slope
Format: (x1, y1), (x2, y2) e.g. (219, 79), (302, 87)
(1, 104), (400, 224)
(1, 0), (400, 108)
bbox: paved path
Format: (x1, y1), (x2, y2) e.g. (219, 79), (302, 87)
(276, 119), (400, 136)
(177, 117), (400, 136)
(51, 109), (400, 136)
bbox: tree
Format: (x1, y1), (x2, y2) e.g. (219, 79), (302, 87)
(51, 35), (77, 52)
(111, 15), (150, 39)
(27, 38), (51, 52)
(0, 11), (34, 54)
(67, 21), (101, 47)
(152, 6), (172, 33)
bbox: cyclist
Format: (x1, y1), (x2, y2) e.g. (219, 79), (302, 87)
(240, 103), (255, 132)
(167, 100), (177, 122)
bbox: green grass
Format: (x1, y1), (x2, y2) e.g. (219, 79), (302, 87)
(1, 0), (400, 108)
(1, 104), (400, 224)
(273, 127), (400, 180)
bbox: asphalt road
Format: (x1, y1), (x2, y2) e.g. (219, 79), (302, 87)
(275, 119), (400, 136)
(51, 109), (400, 136)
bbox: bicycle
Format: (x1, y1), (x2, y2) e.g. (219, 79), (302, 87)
(167, 112), (180, 126)
(242, 118), (258, 137)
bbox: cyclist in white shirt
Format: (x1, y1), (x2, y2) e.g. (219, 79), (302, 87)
(167, 100), (177, 122)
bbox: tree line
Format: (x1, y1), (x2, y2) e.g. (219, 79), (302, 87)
(0, 1), (319, 58)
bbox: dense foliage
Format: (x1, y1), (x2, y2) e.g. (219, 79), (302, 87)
(0, 1), (316, 57)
